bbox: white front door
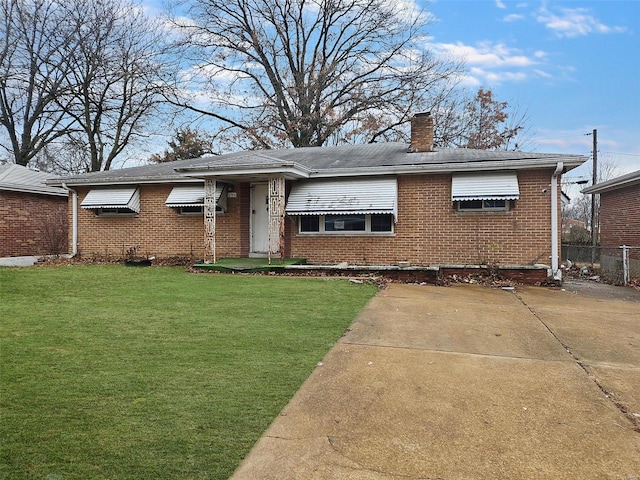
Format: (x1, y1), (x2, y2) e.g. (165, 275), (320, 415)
(251, 183), (269, 255)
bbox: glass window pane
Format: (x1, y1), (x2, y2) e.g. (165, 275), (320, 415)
(325, 214), (365, 231)
(180, 205), (204, 214)
(484, 200), (506, 209)
(300, 216), (320, 232)
(459, 200), (483, 210)
(371, 214), (393, 232)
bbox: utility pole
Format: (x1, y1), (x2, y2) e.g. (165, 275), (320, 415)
(590, 129), (598, 264)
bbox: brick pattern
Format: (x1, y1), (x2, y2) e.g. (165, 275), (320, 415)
(290, 169), (557, 266)
(71, 169), (559, 267)
(598, 184), (640, 248)
(410, 113), (434, 152)
(74, 184), (243, 259)
(1, 190), (68, 257)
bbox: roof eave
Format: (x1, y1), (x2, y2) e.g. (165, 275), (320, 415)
(47, 176), (196, 187)
(175, 162), (312, 180)
(582, 173), (640, 194)
(0, 183), (68, 196)
(307, 156), (587, 178)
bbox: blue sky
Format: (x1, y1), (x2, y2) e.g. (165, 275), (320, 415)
(142, 0), (639, 183)
(424, 0), (640, 180)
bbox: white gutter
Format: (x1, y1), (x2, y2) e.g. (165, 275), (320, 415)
(61, 183), (78, 257)
(304, 158), (586, 178)
(550, 162), (563, 280)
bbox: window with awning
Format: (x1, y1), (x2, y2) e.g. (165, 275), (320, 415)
(286, 178), (397, 234)
(165, 184), (227, 213)
(81, 187), (140, 214)
(451, 172), (519, 212)
(451, 172), (520, 201)
(286, 178), (397, 218)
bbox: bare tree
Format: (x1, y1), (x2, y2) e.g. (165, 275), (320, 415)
(167, 0), (463, 149)
(60, 0), (169, 171)
(433, 88), (528, 150)
(0, 0), (74, 166)
(1, 0), (171, 171)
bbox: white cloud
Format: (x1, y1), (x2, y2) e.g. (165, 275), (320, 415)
(432, 41), (538, 68)
(495, 0), (506, 9)
(532, 69), (553, 79)
(504, 14), (524, 22)
(428, 40), (551, 86)
(536, 7), (627, 38)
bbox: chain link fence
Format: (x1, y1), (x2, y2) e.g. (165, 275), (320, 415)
(562, 244), (640, 285)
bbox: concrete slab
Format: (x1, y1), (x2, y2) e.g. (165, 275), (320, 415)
(231, 283), (640, 480)
(344, 284), (569, 361)
(516, 285), (640, 427)
(0, 256), (39, 266)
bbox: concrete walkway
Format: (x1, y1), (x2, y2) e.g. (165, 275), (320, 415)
(231, 283), (640, 479)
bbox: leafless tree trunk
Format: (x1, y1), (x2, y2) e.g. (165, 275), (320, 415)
(59, 0), (169, 171)
(1, 0), (171, 172)
(167, 0), (463, 149)
(0, 0), (75, 166)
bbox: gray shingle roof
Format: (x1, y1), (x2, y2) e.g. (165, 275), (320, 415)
(0, 164), (68, 196)
(48, 143), (587, 186)
(582, 169), (640, 194)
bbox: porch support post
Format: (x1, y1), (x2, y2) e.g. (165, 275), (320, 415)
(268, 176), (286, 264)
(204, 178), (217, 262)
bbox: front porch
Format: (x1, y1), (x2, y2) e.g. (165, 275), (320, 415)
(192, 257), (307, 273)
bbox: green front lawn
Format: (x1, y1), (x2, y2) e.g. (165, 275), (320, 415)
(0, 266), (377, 479)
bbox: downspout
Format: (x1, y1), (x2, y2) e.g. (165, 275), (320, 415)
(550, 162), (563, 281)
(61, 183), (78, 257)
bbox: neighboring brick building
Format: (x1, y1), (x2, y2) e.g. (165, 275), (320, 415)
(0, 164), (69, 257)
(50, 113), (586, 281)
(583, 169), (640, 248)
(583, 169), (640, 282)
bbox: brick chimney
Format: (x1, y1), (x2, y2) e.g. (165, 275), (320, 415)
(410, 112), (434, 152)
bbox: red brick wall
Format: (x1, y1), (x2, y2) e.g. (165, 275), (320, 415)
(598, 184), (640, 247)
(290, 169), (557, 266)
(0, 190), (69, 257)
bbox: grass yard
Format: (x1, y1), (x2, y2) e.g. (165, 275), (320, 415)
(0, 265), (377, 479)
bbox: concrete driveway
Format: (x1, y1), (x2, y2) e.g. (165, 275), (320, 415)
(232, 282), (640, 480)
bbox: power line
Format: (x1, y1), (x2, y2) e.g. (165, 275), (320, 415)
(601, 151), (640, 157)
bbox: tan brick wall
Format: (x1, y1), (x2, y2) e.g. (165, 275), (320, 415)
(0, 190), (68, 257)
(74, 184), (245, 259)
(72, 170), (559, 267)
(290, 169), (557, 266)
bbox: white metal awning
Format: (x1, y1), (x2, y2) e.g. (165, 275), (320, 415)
(165, 184), (227, 211)
(286, 178), (397, 219)
(81, 187), (141, 212)
(451, 172), (520, 201)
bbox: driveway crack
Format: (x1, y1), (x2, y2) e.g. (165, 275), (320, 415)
(514, 292), (640, 432)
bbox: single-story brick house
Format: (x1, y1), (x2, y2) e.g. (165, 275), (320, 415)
(49, 113), (586, 281)
(0, 163), (69, 257)
(582, 169), (640, 282)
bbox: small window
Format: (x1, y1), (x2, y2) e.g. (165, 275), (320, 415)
(94, 207), (138, 216)
(300, 216), (320, 232)
(178, 205), (204, 215)
(458, 200), (509, 212)
(371, 214), (394, 232)
(298, 214), (393, 234)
